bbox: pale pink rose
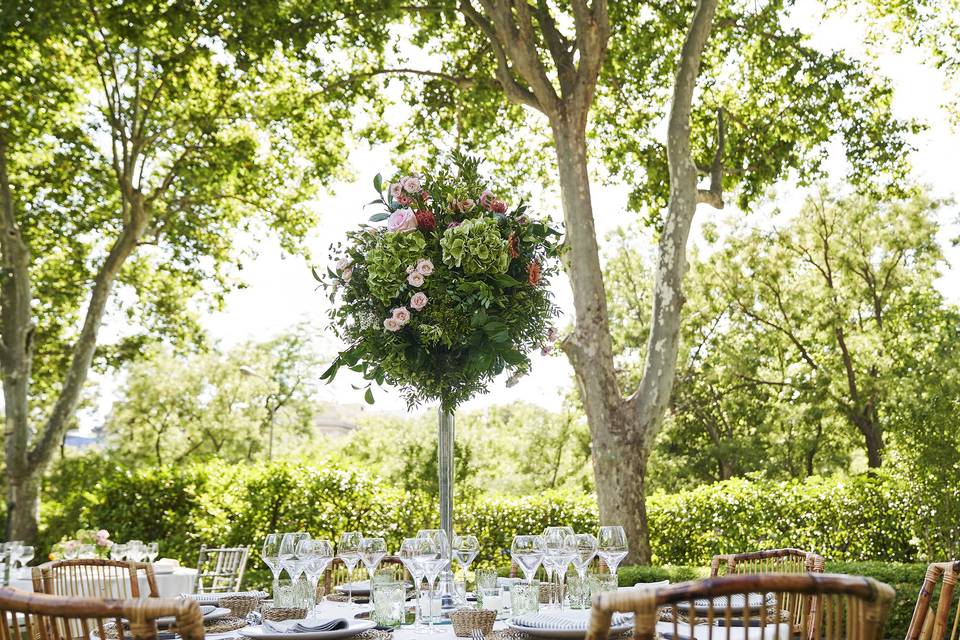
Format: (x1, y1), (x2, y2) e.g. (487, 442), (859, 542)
(407, 271), (425, 287)
(97, 529), (110, 540)
(342, 266), (353, 282)
(547, 327), (559, 341)
(401, 175), (421, 193)
(460, 198), (475, 212)
(479, 189), (495, 209)
(383, 317), (400, 332)
(410, 292), (428, 310)
(416, 259), (434, 276)
(389, 183), (402, 199)
(392, 306), (411, 324)
(387, 208), (418, 232)
(406, 265), (416, 274)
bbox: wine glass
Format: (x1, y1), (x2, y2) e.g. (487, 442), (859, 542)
(261, 533), (284, 593)
(110, 543), (128, 561)
(298, 538), (334, 617)
(360, 537), (387, 605)
(552, 534), (577, 611)
(126, 540), (144, 562)
(338, 531), (362, 604)
(452, 534), (479, 600)
(279, 532), (311, 580)
(63, 541), (80, 561)
(542, 526), (573, 607)
(510, 535), (544, 584)
(398, 538), (427, 633)
(569, 533), (597, 580)
(414, 537), (445, 633)
(597, 526), (628, 576)
(78, 544), (95, 559)
(144, 542), (159, 563)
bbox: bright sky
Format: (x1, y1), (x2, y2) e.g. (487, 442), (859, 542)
(86, 4), (960, 427)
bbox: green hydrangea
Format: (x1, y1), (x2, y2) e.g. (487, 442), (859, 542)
(440, 216), (510, 275)
(366, 231), (426, 303)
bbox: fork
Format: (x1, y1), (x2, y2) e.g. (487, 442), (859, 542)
(472, 628), (486, 640)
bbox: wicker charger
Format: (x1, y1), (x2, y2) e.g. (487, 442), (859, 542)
(204, 616), (248, 634)
(219, 595), (262, 618)
(451, 608), (496, 637)
(261, 606), (309, 622)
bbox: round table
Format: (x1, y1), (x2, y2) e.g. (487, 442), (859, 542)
(9, 565), (198, 597)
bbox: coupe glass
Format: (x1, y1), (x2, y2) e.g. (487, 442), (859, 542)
(569, 533), (597, 581)
(597, 526), (628, 576)
(360, 537), (387, 605)
(398, 538), (427, 633)
(510, 535), (544, 584)
(414, 537), (445, 633)
(298, 538), (334, 616)
(144, 542), (159, 563)
(338, 531), (362, 604)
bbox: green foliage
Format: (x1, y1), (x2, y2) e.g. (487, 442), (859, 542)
(322, 153), (563, 410)
(366, 232), (428, 304)
(440, 217), (510, 275)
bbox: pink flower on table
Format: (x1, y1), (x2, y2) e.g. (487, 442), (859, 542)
(392, 306), (411, 325)
(416, 259), (434, 276)
(390, 183), (403, 199)
(387, 208), (418, 232)
(383, 317), (401, 332)
(410, 292), (428, 311)
(479, 189), (495, 209)
(407, 271), (425, 287)
(401, 176), (421, 193)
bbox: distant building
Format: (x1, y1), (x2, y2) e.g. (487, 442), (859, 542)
(312, 404), (364, 438)
(64, 428), (104, 450)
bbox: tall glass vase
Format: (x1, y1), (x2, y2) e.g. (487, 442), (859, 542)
(436, 407), (458, 611)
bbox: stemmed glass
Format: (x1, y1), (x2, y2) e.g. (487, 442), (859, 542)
(452, 534), (479, 602)
(110, 543), (128, 561)
(552, 535), (576, 611)
(597, 526), (628, 576)
(63, 542), (80, 561)
(261, 534), (284, 596)
(126, 541), (144, 562)
(17, 546), (34, 572)
(338, 532), (362, 604)
(542, 526), (573, 608)
(144, 542), (159, 563)
(359, 537), (387, 605)
(298, 539), (334, 617)
(399, 538), (427, 634)
(569, 533), (597, 581)
(414, 537), (445, 633)
(510, 535), (544, 584)
(280, 533), (311, 579)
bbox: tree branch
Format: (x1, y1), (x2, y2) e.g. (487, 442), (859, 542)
(697, 108), (725, 208)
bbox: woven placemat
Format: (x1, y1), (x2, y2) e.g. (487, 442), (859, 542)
(355, 631), (392, 640)
(203, 616), (248, 633)
(326, 593), (369, 604)
(490, 630), (632, 640)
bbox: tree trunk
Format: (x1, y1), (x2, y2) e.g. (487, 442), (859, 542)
(6, 474), (41, 542)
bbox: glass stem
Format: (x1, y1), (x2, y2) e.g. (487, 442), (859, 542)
(427, 578), (435, 630)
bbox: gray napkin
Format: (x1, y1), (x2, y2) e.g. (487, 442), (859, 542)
(513, 613), (632, 630)
(264, 619), (349, 634)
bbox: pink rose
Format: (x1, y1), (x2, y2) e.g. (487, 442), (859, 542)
(387, 208), (418, 232)
(410, 292), (428, 310)
(416, 259), (434, 276)
(390, 183), (403, 199)
(392, 306), (411, 324)
(479, 189), (495, 209)
(342, 266), (353, 282)
(336, 257), (352, 272)
(383, 317), (400, 332)
(406, 265), (416, 274)
(396, 193), (411, 206)
(407, 271), (425, 287)
(401, 176), (421, 193)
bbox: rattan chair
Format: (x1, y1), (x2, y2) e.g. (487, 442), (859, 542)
(0, 586), (204, 640)
(319, 556), (406, 599)
(710, 549), (826, 577)
(586, 573), (894, 640)
(193, 546), (248, 594)
(31, 560), (159, 600)
(905, 560), (960, 640)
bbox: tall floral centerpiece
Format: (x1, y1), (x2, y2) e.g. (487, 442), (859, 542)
(320, 152), (563, 550)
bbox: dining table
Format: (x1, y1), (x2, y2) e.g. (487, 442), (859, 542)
(8, 563), (198, 598)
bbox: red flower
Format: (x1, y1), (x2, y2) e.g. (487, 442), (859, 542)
(415, 209), (436, 232)
(528, 260), (541, 286)
(491, 200), (507, 214)
(508, 232), (520, 259)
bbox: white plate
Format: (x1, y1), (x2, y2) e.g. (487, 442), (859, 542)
(152, 565), (176, 575)
(506, 620), (633, 639)
(239, 619), (376, 640)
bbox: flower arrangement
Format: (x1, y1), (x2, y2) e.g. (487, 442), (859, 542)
(320, 152), (563, 410)
(50, 529), (113, 560)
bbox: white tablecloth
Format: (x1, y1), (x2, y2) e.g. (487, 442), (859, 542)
(9, 566), (197, 597)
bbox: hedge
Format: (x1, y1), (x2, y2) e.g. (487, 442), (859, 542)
(35, 455), (950, 592)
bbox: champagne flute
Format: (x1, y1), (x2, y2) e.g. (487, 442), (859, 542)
(510, 535), (544, 584)
(597, 526), (628, 576)
(338, 532), (362, 604)
(359, 537), (386, 605)
(399, 538), (427, 633)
